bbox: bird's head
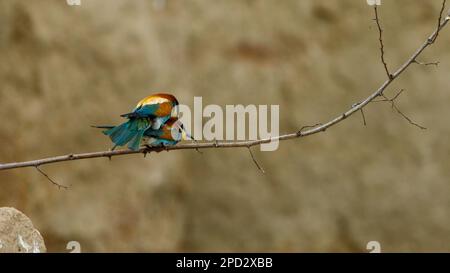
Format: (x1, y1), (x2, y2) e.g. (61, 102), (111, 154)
(155, 93), (179, 118)
(167, 118), (192, 141)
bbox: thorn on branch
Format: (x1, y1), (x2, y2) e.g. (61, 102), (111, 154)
(194, 144), (203, 155)
(186, 137), (203, 154)
(35, 165), (69, 190)
(247, 146), (265, 174)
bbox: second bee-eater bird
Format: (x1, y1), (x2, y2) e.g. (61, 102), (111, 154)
(99, 93), (179, 150)
(142, 117), (191, 147)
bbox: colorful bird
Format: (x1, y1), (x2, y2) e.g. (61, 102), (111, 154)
(94, 117), (190, 149)
(143, 117), (191, 147)
(97, 93), (179, 150)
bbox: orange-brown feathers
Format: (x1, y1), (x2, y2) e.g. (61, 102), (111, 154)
(136, 93), (179, 108)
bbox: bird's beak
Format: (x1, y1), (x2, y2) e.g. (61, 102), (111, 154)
(182, 131), (192, 141)
(181, 130), (188, 141)
(182, 130), (199, 143)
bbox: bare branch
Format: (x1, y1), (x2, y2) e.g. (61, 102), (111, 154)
(0, 4), (449, 172)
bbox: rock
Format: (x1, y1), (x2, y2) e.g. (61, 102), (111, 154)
(0, 207), (46, 253)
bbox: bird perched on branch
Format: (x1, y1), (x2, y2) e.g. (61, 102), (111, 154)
(142, 117), (192, 147)
(95, 117), (191, 149)
(94, 93), (180, 150)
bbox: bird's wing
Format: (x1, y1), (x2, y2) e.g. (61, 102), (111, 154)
(121, 101), (174, 119)
(143, 128), (163, 138)
(104, 118), (151, 148)
(121, 103), (159, 118)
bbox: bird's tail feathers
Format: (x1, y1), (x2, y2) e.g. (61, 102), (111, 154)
(91, 125), (115, 129)
(120, 112), (137, 118)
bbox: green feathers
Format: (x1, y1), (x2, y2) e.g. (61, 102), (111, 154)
(103, 118), (151, 151)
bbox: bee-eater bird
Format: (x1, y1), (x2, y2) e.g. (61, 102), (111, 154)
(94, 117), (191, 149)
(98, 93), (179, 151)
(142, 117), (191, 147)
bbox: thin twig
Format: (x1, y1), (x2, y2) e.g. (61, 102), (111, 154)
(0, 5), (449, 172)
(391, 103), (427, 130)
(372, 89), (427, 130)
(431, 0), (447, 43)
(35, 166), (69, 189)
(247, 146), (265, 174)
(351, 102), (367, 126)
(374, 6), (393, 80)
(360, 108), (367, 126)
(413, 60), (440, 67)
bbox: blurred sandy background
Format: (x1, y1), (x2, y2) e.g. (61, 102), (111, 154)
(0, 0), (450, 252)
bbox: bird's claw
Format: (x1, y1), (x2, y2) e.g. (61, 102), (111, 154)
(143, 145), (154, 157)
(144, 143), (169, 153)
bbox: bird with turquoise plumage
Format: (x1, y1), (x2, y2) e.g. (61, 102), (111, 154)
(94, 93), (180, 151)
(95, 117), (191, 149)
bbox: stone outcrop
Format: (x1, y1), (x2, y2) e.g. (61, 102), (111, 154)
(0, 207), (46, 253)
